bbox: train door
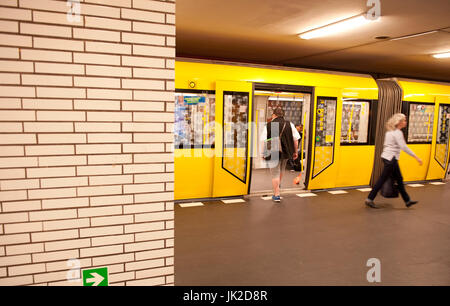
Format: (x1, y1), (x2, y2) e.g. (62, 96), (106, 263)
(400, 101), (436, 182)
(446, 155), (450, 180)
(336, 99), (376, 187)
(306, 88), (342, 190)
(426, 100), (450, 180)
(212, 81), (253, 198)
(249, 90), (311, 194)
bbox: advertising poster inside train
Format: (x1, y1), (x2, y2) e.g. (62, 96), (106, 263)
(175, 93), (215, 148)
(435, 104), (450, 168)
(341, 101), (370, 144)
(407, 103), (435, 143)
(313, 97), (336, 177)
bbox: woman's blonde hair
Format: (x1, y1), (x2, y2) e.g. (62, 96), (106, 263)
(386, 113), (406, 131)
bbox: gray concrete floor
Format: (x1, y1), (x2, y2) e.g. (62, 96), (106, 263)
(175, 183), (450, 285)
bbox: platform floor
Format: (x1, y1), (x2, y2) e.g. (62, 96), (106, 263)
(250, 168), (305, 194)
(175, 182), (450, 285)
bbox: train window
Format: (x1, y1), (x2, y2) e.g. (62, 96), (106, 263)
(174, 92), (215, 149)
(340, 101), (370, 145)
(222, 91), (249, 183)
(435, 104), (450, 169)
(407, 103), (435, 143)
(313, 97), (337, 178)
(267, 98), (303, 126)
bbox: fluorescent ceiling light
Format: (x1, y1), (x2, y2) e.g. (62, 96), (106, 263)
(390, 30), (437, 41)
(268, 97), (303, 101)
(298, 15), (373, 40)
(432, 52), (450, 59)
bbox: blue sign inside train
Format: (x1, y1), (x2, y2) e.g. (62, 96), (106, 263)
(184, 96), (206, 105)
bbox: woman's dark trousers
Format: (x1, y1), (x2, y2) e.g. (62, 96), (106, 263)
(368, 158), (410, 203)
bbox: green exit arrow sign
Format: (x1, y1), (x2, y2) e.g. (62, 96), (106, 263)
(82, 267), (108, 286)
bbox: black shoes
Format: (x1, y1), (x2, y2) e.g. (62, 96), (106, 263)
(365, 199), (379, 209)
(365, 199), (419, 209)
(406, 200), (418, 208)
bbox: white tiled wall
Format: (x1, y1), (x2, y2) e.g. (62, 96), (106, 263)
(0, 0), (175, 286)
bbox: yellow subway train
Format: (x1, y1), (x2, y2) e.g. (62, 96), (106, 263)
(174, 59), (450, 201)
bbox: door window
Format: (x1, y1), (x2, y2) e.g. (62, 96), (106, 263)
(435, 104), (450, 169)
(222, 91), (249, 182)
(341, 100), (370, 144)
(313, 97), (337, 178)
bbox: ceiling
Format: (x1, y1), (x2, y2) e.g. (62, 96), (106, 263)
(176, 0), (450, 82)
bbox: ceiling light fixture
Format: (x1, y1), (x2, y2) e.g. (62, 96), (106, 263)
(298, 14), (376, 40)
(432, 52), (450, 59)
(268, 97), (304, 101)
(390, 30), (438, 41)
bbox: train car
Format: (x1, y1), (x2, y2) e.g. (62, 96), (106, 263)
(398, 79), (450, 182)
(174, 59), (450, 201)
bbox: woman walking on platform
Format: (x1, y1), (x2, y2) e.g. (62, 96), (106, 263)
(365, 113), (423, 209)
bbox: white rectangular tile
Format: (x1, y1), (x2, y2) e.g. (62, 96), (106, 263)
(296, 193), (317, 198)
(222, 199), (246, 204)
(408, 184), (424, 187)
(328, 190), (348, 195)
(178, 202), (204, 208)
(429, 182), (445, 185)
(357, 188), (372, 192)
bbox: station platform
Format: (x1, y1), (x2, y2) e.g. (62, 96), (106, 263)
(175, 182), (450, 286)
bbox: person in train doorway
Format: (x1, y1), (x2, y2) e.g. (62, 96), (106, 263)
(365, 113), (423, 209)
(288, 124), (303, 171)
(261, 107), (300, 203)
(295, 124), (303, 140)
(292, 124), (304, 184)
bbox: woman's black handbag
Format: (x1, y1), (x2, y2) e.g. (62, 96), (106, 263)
(381, 176), (399, 198)
(287, 156), (302, 171)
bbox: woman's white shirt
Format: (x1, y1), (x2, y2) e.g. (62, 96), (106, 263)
(381, 129), (416, 161)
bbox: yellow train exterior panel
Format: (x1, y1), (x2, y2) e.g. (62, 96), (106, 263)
(174, 149), (215, 200)
(399, 144), (432, 182)
(176, 61), (379, 97)
(212, 80), (253, 198)
(399, 80), (450, 103)
(336, 146), (375, 187)
(307, 87), (343, 190)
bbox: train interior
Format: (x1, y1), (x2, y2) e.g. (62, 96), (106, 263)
(250, 90), (311, 194)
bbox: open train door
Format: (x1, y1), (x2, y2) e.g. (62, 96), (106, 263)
(212, 81), (253, 198)
(305, 87), (342, 190)
(426, 97), (450, 181)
